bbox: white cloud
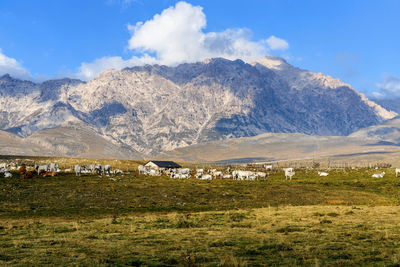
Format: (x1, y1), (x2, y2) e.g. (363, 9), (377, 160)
(73, 54), (156, 81)
(76, 1), (289, 80)
(0, 49), (31, 80)
(373, 75), (400, 98)
(265, 35), (289, 50)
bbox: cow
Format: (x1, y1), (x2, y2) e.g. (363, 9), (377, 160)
(74, 165), (81, 176)
(372, 172), (385, 178)
(113, 169), (124, 175)
(0, 168), (12, 178)
(24, 171), (35, 178)
(138, 165), (146, 174)
(42, 171), (57, 177)
(265, 165), (273, 171)
(200, 174), (213, 180)
(178, 168), (190, 175)
(396, 168), (400, 177)
(19, 166), (26, 175)
(318, 171), (329, 177)
(103, 165), (111, 176)
(248, 174), (257, 181)
(213, 171), (223, 178)
(36, 165), (48, 174)
(284, 168), (295, 180)
(232, 170), (254, 180)
(94, 164), (103, 175)
(49, 163), (56, 172)
(256, 172), (267, 179)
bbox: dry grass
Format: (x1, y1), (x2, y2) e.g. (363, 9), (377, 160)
(1, 157), (400, 265)
(2, 206), (400, 265)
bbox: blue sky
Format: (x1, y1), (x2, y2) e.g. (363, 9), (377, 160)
(0, 0), (399, 98)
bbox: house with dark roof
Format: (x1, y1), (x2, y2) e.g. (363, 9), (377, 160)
(144, 161), (182, 175)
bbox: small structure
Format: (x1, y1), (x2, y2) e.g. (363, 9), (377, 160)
(144, 161), (182, 176)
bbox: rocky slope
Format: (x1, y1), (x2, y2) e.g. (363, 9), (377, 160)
(0, 56), (396, 158)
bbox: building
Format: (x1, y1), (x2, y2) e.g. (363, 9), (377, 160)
(144, 161), (182, 175)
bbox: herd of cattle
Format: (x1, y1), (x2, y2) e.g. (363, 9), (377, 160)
(2, 161), (400, 180)
(0, 161), (124, 178)
(137, 165), (400, 181)
(137, 165), (294, 181)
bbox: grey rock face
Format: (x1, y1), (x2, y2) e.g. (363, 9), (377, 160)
(0, 57), (396, 157)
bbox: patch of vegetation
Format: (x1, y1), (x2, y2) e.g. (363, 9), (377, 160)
(276, 225), (304, 233)
(320, 218), (333, 224)
(327, 212), (340, 217)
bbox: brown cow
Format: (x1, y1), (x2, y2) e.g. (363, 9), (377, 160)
(42, 171), (57, 177)
(24, 171), (35, 178)
(19, 166), (26, 175)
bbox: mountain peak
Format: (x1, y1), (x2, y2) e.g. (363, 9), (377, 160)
(0, 73), (13, 81)
(252, 55), (289, 70)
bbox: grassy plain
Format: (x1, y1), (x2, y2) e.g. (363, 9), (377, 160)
(2, 162), (400, 265)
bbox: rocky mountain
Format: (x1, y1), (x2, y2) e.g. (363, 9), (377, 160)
(0, 56), (397, 158)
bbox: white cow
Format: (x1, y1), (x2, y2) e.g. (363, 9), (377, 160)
(74, 165), (81, 176)
(265, 165), (273, 171)
(0, 168), (12, 178)
(170, 173), (181, 179)
(256, 172), (267, 179)
(396, 168), (400, 177)
(0, 163), (7, 169)
(196, 169), (204, 174)
(223, 174), (232, 179)
(178, 168), (190, 174)
(232, 170), (254, 180)
(372, 172), (385, 178)
(248, 174), (257, 181)
(318, 171), (329, 177)
(103, 165), (111, 176)
(36, 164), (48, 173)
(138, 165), (146, 174)
(49, 163), (56, 172)
(213, 171), (223, 178)
(284, 168), (295, 180)
(200, 174), (213, 180)
(114, 169), (124, 174)
(180, 174), (190, 179)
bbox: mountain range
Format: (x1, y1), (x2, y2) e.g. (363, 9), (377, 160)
(0, 56), (398, 160)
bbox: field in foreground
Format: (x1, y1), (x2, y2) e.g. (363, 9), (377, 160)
(2, 168), (400, 265)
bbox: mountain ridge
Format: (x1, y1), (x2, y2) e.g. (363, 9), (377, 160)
(0, 56), (397, 158)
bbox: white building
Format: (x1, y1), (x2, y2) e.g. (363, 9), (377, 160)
(144, 161), (182, 175)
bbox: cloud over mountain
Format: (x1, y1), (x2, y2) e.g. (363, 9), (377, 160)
(0, 49), (31, 80)
(75, 1), (289, 80)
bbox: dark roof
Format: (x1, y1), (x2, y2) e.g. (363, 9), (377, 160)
(147, 161), (181, 168)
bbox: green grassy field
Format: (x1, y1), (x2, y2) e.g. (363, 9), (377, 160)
(2, 165), (400, 266)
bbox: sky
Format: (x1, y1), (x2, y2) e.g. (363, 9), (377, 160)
(0, 0), (400, 98)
